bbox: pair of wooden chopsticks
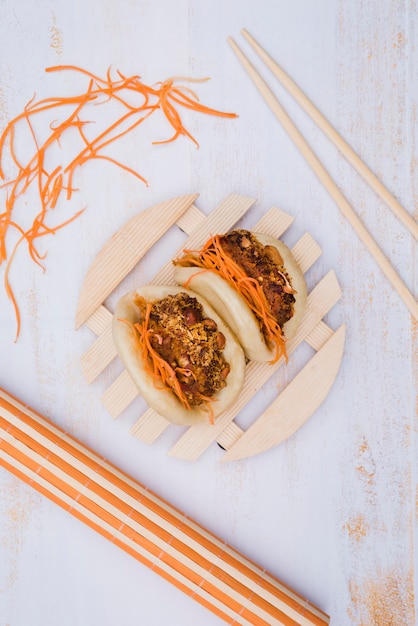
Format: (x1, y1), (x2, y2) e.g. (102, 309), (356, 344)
(228, 30), (418, 321)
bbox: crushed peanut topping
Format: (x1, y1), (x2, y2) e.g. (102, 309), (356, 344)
(134, 292), (230, 406)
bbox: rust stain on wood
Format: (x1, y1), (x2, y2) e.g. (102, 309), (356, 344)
(348, 567), (415, 626)
(49, 12), (63, 56)
(343, 514), (369, 543)
(0, 475), (41, 593)
(355, 437), (376, 487)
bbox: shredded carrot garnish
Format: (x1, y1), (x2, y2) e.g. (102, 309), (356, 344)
(126, 307), (215, 422)
(176, 235), (288, 363)
(129, 304), (191, 411)
(0, 65), (237, 340)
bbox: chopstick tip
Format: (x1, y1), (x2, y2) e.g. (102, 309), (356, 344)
(241, 28), (253, 42)
(227, 36), (241, 53)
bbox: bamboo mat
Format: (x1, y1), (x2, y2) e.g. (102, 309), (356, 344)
(0, 386), (329, 626)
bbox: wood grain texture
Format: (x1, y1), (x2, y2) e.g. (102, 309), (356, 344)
(75, 194), (199, 328)
(222, 324), (346, 461)
(0, 1), (416, 625)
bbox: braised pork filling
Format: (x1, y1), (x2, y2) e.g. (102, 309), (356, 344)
(217, 230), (296, 329)
(135, 292), (230, 406)
(193, 229), (296, 332)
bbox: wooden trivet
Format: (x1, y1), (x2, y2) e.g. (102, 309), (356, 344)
(76, 194), (344, 461)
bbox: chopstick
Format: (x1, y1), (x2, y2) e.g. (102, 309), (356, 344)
(240, 29), (418, 241)
(228, 32), (418, 321)
(0, 387), (330, 626)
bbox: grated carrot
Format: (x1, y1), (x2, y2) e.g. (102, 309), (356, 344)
(175, 235), (288, 363)
(0, 65), (237, 340)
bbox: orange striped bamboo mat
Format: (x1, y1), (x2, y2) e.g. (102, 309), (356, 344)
(0, 386), (329, 626)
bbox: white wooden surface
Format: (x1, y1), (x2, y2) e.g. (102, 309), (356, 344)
(0, 1), (416, 625)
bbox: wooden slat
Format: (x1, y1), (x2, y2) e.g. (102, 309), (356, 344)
(176, 203), (206, 234)
(84, 305), (113, 335)
(223, 325), (346, 461)
(216, 422), (245, 451)
(254, 205), (295, 235)
(130, 409), (169, 444)
(291, 232), (322, 274)
(81, 325), (114, 384)
(75, 194), (199, 329)
(101, 370), (138, 419)
(304, 320), (334, 351)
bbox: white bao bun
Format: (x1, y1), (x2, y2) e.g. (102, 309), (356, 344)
(173, 233), (307, 362)
(112, 285), (246, 426)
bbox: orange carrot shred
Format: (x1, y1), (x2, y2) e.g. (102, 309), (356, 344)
(0, 65), (237, 340)
(129, 306), (192, 410)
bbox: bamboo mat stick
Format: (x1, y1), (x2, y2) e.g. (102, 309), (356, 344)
(0, 387), (329, 626)
(228, 37), (418, 321)
(240, 29), (418, 241)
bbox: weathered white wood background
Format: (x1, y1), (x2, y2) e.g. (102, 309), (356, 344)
(0, 1), (416, 624)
